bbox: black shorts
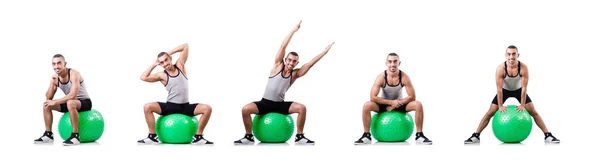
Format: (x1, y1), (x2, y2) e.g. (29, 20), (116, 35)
(491, 88), (532, 105)
(254, 98), (293, 115)
(376, 103), (407, 113)
(158, 102), (198, 117)
(59, 99), (92, 113)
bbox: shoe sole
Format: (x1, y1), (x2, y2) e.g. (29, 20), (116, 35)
(418, 142), (433, 145)
(464, 141), (480, 144)
(62, 143), (79, 146)
(34, 141), (53, 144)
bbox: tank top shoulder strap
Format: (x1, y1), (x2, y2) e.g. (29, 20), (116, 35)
(517, 61), (521, 76)
(383, 70), (388, 87)
(503, 61), (508, 78)
(399, 70), (403, 87)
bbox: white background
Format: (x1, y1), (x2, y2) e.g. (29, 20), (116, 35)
(1, 0), (598, 164)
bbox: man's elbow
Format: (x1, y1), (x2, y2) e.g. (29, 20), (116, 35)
(370, 96), (378, 102)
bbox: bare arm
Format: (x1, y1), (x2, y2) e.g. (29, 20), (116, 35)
(169, 43), (189, 70)
(55, 71), (81, 104)
(140, 62), (162, 83)
(295, 42), (335, 78)
(274, 20), (302, 66)
(45, 75), (58, 100)
(370, 74), (394, 105)
(398, 72), (416, 105)
(495, 65), (505, 106)
(519, 64), (529, 104)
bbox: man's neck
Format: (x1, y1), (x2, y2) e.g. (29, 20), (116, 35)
(507, 61), (518, 69)
(387, 70), (399, 77)
(166, 67), (177, 73)
(283, 67), (292, 74)
(59, 70), (68, 78)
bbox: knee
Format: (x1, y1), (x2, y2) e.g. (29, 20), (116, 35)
(241, 105), (253, 115)
(293, 103), (307, 113)
(66, 100), (77, 111)
(363, 101), (375, 111)
(143, 103), (154, 113)
(412, 101), (423, 110)
(42, 102), (50, 110)
(202, 104), (212, 114)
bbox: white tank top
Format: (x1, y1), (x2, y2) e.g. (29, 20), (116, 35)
(57, 68), (90, 100)
(380, 70), (404, 100)
(503, 61), (523, 91)
(164, 65), (189, 104)
(262, 67), (292, 102)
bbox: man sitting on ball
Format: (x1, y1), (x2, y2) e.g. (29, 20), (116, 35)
(137, 43), (214, 145)
(34, 54), (94, 146)
(463, 45), (560, 144)
(233, 20), (335, 145)
(354, 52), (433, 145)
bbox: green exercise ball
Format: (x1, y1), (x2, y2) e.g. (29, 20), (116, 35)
(58, 109), (105, 143)
(492, 105), (533, 143)
(371, 111), (414, 142)
(156, 114), (199, 144)
(252, 113), (295, 143)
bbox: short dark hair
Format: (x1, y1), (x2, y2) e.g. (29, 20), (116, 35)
(53, 54), (65, 60)
(157, 52), (169, 58)
(288, 52), (299, 57)
(507, 45), (518, 52)
(388, 52), (398, 56)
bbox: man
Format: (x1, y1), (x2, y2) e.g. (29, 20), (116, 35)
(137, 43), (214, 145)
(464, 45), (560, 144)
(234, 20), (335, 145)
(354, 53), (433, 145)
(34, 54), (93, 146)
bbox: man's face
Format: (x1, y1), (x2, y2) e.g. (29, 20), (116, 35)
(386, 55), (400, 72)
(285, 54), (299, 71)
(52, 57), (66, 75)
(505, 48), (519, 65)
(157, 55), (172, 70)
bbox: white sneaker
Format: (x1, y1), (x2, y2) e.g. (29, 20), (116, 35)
(62, 133), (81, 146)
(415, 133), (433, 145)
(295, 134), (315, 145)
(354, 133), (372, 145)
(192, 135), (214, 145)
(137, 134), (159, 144)
(464, 133), (480, 144)
(233, 134), (255, 145)
(34, 132), (54, 144)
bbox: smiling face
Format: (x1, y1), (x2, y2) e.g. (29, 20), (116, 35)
(157, 52), (173, 70)
(386, 53), (400, 73)
(284, 52), (299, 71)
(505, 46), (520, 65)
(52, 54), (67, 75)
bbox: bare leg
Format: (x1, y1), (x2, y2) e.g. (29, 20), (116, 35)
(288, 102), (307, 134)
(43, 103), (61, 132)
(143, 102), (162, 134)
(525, 102), (549, 133)
(241, 103), (259, 134)
(475, 104), (499, 133)
(362, 101), (380, 132)
(405, 101), (424, 132)
(193, 104), (212, 134)
(66, 100), (82, 133)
